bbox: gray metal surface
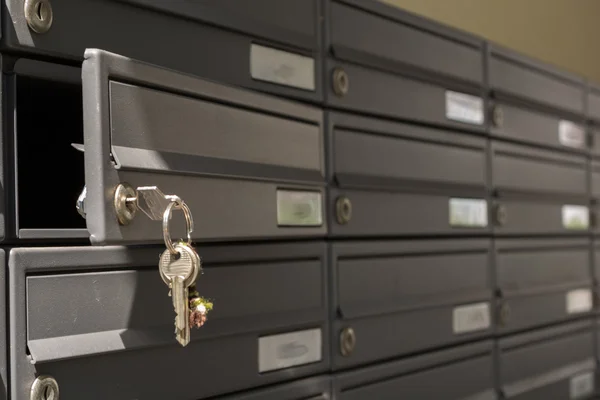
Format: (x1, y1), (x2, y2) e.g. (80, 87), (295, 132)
(331, 239), (492, 370)
(588, 86), (600, 122)
(333, 340), (496, 400)
(0, 250), (6, 400)
(211, 376), (331, 400)
(491, 141), (587, 197)
(490, 102), (587, 152)
(492, 198), (589, 236)
(79, 49), (325, 245)
(9, 243), (329, 400)
(329, 0), (484, 85)
(325, 60), (485, 131)
(498, 320), (596, 399)
(329, 112), (486, 189)
(489, 44), (585, 115)
(4, 0), (322, 102)
(495, 238), (592, 333)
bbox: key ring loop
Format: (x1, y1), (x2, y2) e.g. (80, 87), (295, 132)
(163, 196), (194, 254)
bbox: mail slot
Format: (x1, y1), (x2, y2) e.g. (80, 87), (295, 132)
(489, 45), (585, 115)
(499, 320), (596, 399)
(9, 242), (328, 400)
(329, 0), (483, 85)
(4, 0), (322, 101)
(495, 238), (593, 334)
(492, 141), (587, 197)
(10, 50), (325, 244)
(213, 376), (331, 400)
(490, 102), (587, 152)
(332, 239), (492, 370)
(334, 341), (495, 399)
(329, 112), (486, 189)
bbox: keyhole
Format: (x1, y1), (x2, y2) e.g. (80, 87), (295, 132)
(43, 384), (55, 400)
(35, 1), (47, 21)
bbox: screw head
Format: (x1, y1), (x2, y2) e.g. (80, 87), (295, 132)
(30, 375), (59, 400)
(494, 204), (508, 226)
(491, 105), (504, 128)
(336, 196), (352, 225)
(114, 183), (138, 225)
(332, 68), (349, 97)
(340, 327), (356, 356)
(24, 0), (53, 34)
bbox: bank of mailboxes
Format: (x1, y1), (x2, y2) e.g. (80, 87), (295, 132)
(1, 0), (600, 399)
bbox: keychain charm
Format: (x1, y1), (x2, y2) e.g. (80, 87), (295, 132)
(188, 283), (213, 328)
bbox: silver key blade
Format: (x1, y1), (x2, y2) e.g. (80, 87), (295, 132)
(171, 275), (190, 347)
(136, 186), (172, 221)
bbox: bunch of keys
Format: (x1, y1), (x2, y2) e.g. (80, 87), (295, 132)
(156, 195), (213, 347)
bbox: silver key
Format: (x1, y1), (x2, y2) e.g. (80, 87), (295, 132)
(159, 243), (199, 347)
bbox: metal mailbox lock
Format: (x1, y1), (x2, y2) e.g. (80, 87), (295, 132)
(30, 375), (59, 400)
(332, 68), (349, 97)
(494, 204), (508, 226)
(340, 327), (356, 356)
(114, 182), (139, 225)
(24, 0), (53, 34)
(336, 196), (352, 225)
(491, 105), (504, 128)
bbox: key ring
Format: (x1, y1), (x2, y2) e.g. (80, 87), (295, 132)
(163, 196), (194, 254)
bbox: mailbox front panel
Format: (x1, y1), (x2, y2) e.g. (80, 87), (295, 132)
(5, 0), (322, 101)
(80, 49), (325, 245)
(9, 243), (328, 400)
(332, 240), (492, 369)
(499, 321), (596, 399)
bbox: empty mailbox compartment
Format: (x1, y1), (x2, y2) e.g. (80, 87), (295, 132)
(331, 239), (492, 370)
(495, 238), (593, 334)
(11, 50), (326, 244)
(9, 242), (328, 400)
(329, 112), (489, 238)
(490, 102), (587, 152)
(333, 340), (495, 399)
(499, 320), (596, 399)
(4, 0), (322, 102)
(489, 45), (585, 115)
(326, 0), (485, 131)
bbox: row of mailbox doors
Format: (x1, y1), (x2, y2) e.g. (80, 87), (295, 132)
(2, 239), (600, 399)
(6, 49), (600, 246)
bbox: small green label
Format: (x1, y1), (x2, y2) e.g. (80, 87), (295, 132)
(277, 190), (322, 226)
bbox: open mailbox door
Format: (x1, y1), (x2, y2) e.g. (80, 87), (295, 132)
(81, 49), (326, 245)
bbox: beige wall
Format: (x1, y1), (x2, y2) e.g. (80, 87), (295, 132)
(382, 0), (600, 82)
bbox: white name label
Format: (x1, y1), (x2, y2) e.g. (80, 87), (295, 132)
(559, 120), (586, 149)
(570, 371), (595, 399)
(258, 329), (322, 373)
(445, 91), (484, 125)
(250, 44), (315, 91)
(566, 289), (593, 314)
(449, 198), (488, 228)
(562, 205), (589, 230)
(277, 190), (323, 227)
(453, 302), (491, 334)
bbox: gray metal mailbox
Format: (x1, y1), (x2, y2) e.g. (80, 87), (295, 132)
(328, 112), (489, 238)
(213, 376), (331, 400)
(499, 320), (596, 399)
(9, 242), (329, 400)
(333, 340), (496, 400)
(326, 0), (485, 131)
(489, 45), (585, 116)
(331, 239), (492, 370)
(495, 238), (593, 334)
(4, 0), (323, 102)
(10, 50), (325, 244)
